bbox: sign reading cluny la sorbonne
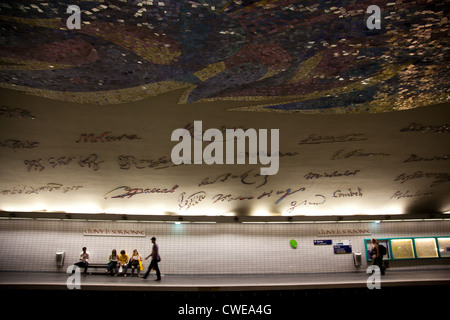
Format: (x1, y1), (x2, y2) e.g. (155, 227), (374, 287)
(84, 227), (145, 237)
(317, 227), (371, 236)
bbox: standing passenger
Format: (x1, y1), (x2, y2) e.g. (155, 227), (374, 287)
(143, 237), (161, 281)
(370, 239), (385, 275)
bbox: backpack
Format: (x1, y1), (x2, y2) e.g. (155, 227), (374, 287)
(378, 244), (387, 256)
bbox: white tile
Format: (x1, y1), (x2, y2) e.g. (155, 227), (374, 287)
(0, 219), (449, 274)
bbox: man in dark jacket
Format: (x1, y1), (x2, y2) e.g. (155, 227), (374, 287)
(143, 237), (161, 281)
(371, 239), (385, 275)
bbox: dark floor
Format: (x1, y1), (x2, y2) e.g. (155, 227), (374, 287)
(1, 270), (449, 317)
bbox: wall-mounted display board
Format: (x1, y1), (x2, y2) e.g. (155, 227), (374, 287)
(314, 239), (332, 245)
(437, 238), (450, 257)
(414, 238), (438, 258)
(391, 239), (415, 259)
(333, 240), (352, 254)
(365, 237), (450, 262)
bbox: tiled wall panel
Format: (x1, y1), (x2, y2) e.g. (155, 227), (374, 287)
(0, 219), (449, 274)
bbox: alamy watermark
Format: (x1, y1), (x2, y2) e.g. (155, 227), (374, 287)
(66, 265), (81, 289)
(66, 5), (81, 29)
(366, 265), (381, 290)
(170, 121), (280, 175)
(65, 4), (382, 31)
(65, 264), (382, 290)
(366, 5), (381, 30)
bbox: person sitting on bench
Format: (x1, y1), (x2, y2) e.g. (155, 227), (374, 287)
(118, 249), (129, 276)
(129, 249), (143, 277)
(74, 247), (90, 276)
(106, 249), (119, 276)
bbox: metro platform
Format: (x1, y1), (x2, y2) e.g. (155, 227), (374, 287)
(1, 270), (449, 317)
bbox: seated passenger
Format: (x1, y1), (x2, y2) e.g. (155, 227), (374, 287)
(129, 249), (143, 277)
(74, 247), (90, 276)
(118, 250), (129, 276)
(106, 249), (118, 276)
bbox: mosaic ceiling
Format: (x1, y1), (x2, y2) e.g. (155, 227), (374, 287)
(0, 0), (448, 113)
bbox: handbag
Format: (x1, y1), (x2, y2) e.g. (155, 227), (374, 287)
(138, 259), (143, 271)
(119, 265), (123, 273)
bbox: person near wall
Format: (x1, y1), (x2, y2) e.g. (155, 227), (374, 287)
(129, 249), (143, 277)
(75, 247), (90, 276)
(106, 249), (119, 276)
(142, 237), (161, 281)
(371, 238), (385, 275)
(118, 249), (129, 276)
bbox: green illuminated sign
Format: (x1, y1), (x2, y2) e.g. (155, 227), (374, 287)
(290, 239), (297, 249)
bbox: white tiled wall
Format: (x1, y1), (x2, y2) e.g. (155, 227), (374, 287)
(0, 218), (449, 274)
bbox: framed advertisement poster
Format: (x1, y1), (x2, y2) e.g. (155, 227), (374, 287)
(437, 237), (450, 257)
(414, 238), (439, 258)
(391, 239), (415, 259)
(365, 237), (449, 261)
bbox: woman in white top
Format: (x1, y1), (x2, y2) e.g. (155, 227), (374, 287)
(75, 247), (90, 276)
(129, 249), (143, 277)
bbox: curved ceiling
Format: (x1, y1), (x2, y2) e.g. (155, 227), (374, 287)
(0, 0), (449, 220)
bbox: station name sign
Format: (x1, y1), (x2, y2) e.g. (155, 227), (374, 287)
(317, 227), (371, 236)
(84, 227), (145, 237)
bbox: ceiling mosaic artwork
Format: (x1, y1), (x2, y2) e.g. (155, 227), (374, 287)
(0, 0), (449, 219)
(0, 0), (448, 113)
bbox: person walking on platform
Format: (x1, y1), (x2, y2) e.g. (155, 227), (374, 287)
(142, 237), (161, 281)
